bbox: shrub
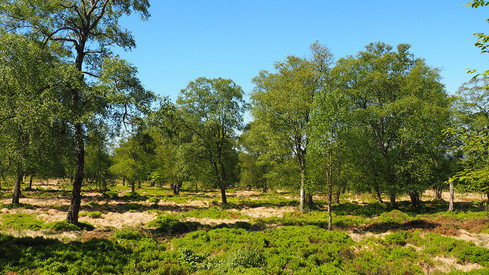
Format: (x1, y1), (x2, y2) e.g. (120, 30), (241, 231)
(147, 215), (200, 235)
(79, 211), (102, 218)
(378, 210), (412, 224)
(1, 213), (44, 231)
(44, 221), (80, 232)
(148, 197), (160, 204)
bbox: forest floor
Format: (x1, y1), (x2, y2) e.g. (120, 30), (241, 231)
(1, 180), (489, 274)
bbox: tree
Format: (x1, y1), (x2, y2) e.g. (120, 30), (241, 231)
(0, 31), (71, 203)
(176, 77), (246, 204)
(448, 77), (489, 214)
(0, 0), (153, 223)
(332, 42), (450, 208)
(308, 86), (352, 230)
(251, 42), (333, 212)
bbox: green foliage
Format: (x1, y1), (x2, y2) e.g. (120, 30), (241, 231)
(147, 215), (200, 235)
(1, 213), (44, 231)
(378, 210), (413, 224)
(79, 212), (103, 219)
(44, 221), (80, 232)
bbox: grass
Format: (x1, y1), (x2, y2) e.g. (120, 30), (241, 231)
(2, 181), (489, 273)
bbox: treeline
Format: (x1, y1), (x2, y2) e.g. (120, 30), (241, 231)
(1, 1), (489, 226)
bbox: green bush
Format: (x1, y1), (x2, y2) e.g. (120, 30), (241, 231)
(148, 197), (160, 204)
(378, 210), (412, 224)
(44, 221), (80, 232)
(1, 213), (44, 231)
(79, 211), (102, 218)
(147, 215), (200, 235)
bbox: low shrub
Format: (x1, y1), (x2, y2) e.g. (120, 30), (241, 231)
(79, 211), (102, 218)
(1, 213), (44, 231)
(147, 214), (200, 235)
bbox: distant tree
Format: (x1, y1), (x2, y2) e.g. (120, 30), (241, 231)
(111, 131), (156, 193)
(177, 77), (246, 204)
(448, 77), (489, 214)
(251, 42), (333, 212)
(332, 42), (450, 208)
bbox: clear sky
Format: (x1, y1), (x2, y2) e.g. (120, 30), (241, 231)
(117, 0), (489, 102)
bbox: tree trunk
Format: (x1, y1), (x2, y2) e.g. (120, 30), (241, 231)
(67, 123), (85, 225)
(12, 171), (23, 204)
(448, 178), (454, 212)
(299, 166), (305, 213)
(389, 193), (396, 208)
(306, 193), (314, 209)
(122, 177), (126, 186)
(220, 188), (227, 204)
(335, 189), (341, 204)
(327, 204), (332, 231)
(375, 184), (383, 203)
(28, 174), (34, 189)
(131, 181), (135, 193)
(171, 180), (181, 195)
(435, 188), (443, 200)
(328, 181), (333, 231)
(486, 192), (489, 218)
(138, 180), (141, 189)
(409, 191), (421, 209)
(262, 178), (267, 193)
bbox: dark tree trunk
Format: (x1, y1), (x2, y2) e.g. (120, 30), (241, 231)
(262, 178), (267, 193)
(220, 188), (227, 204)
(12, 171), (23, 204)
(131, 182), (136, 193)
(171, 180), (182, 195)
(67, 123), (85, 224)
(435, 188), (443, 200)
(138, 180), (141, 189)
(389, 193), (396, 208)
(305, 193), (314, 210)
(486, 192), (489, 218)
(375, 184), (383, 203)
(28, 174), (34, 189)
(122, 178), (126, 186)
(409, 191), (421, 209)
(335, 189), (341, 204)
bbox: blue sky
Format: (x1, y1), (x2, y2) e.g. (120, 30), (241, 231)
(117, 0), (489, 102)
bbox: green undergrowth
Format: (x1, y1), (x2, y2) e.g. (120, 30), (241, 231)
(1, 213), (95, 232)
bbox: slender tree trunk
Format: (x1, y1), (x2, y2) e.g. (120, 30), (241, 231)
(138, 180), (141, 189)
(486, 192), (489, 218)
(299, 166), (305, 213)
(28, 174), (33, 189)
(67, 123), (85, 224)
(306, 194), (314, 209)
(12, 171), (23, 204)
(375, 184), (383, 203)
(448, 178), (454, 212)
(220, 188), (227, 204)
(389, 193), (396, 208)
(335, 189), (341, 204)
(131, 182), (135, 193)
(328, 183), (333, 231)
(122, 177), (125, 186)
(435, 188), (443, 200)
(262, 178), (267, 193)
